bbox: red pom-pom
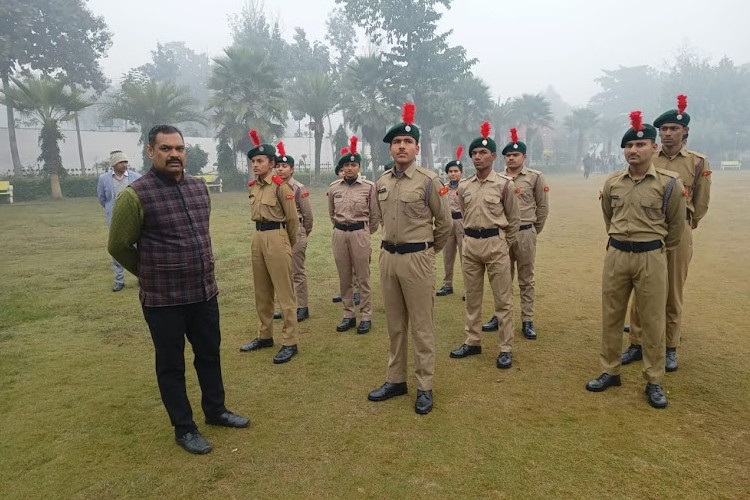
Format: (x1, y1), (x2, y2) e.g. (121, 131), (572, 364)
(480, 121), (491, 139)
(455, 146), (464, 161)
(249, 129), (261, 147)
(349, 135), (358, 155)
(402, 102), (416, 125)
(510, 128), (519, 144)
(276, 141), (286, 158)
(629, 111), (643, 131)
(340, 147), (349, 156)
(677, 94), (688, 115)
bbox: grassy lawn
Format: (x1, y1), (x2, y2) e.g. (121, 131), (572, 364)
(1, 171), (749, 499)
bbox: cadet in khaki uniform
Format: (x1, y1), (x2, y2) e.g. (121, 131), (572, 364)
(271, 142), (314, 323)
(436, 146), (465, 297)
(239, 131), (300, 364)
(484, 128), (549, 340)
(327, 136), (380, 334)
(449, 121), (520, 369)
(586, 112), (686, 409)
(367, 103), (452, 415)
(623, 95), (711, 372)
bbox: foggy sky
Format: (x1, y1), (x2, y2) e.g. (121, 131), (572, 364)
(89, 0), (750, 106)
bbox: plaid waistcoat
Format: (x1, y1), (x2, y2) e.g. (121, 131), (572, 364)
(131, 169), (218, 307)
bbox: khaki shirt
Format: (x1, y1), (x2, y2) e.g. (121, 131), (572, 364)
(446, 182), (462, 215)
(376, 162), (452, 251)
(601, 164), (686, 249)
(249, 171), (299, 246)
(327, 174), (380, 233)
(458, 169), (521, 246)
(652, 146), (711, 228)
(504, 165), (549, 233)
(289, 177), (313, 235)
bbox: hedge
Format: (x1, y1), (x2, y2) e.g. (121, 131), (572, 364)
(6, 176), (99, 202)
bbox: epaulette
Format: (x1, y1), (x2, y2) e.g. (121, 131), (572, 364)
(415, 166), (438, 179)
(248, 179), (257, 187)
(271, 175), (284, 185)
(361, 178), (376, 186)
(656, 167), (680, 179)
(527, 167), (544, 176)
(686, 149), (707, 160)
(329, 178), (343, 187)
(499, 173), (514, 182)
(461, 174), (477, 183)
(378, 168), (393, 179)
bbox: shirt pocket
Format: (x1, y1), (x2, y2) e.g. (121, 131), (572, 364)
(400, 190), (426, 219)
(484, 193), (503, 217)
(641, 197), (664, 220)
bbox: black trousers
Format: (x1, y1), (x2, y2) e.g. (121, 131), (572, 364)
(142, 296), (227, 437)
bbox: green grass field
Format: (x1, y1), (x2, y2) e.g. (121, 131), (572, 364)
(1, 172), (749, 499)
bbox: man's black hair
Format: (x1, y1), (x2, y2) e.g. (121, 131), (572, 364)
(148, 125), (184, 147)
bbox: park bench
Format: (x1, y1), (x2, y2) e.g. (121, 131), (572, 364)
(195, 173), (223, 193)
(0, 180), (13, 203)
(720, 160), (741, 170)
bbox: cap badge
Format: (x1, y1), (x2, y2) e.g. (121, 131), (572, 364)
(513, 144), (518, 149)
(259, 146), (264, 152)
(405, 125), (411, 132)
(636, 131), (644, 138)
(482, 139), (488, 146)
(676, 114), (683, 120)
(350, 155), (355, 161)
(282, 156), (287, 162)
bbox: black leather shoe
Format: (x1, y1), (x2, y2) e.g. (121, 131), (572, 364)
(585, 373), (622, 392)
(240, 337), (274, 352)
(336, 317), (356, 332)
(482, 315), (499, 332)
(332, 295), (342, 303)
(353, 292), (361, 306)
(645, 383), (668, 408)
(112, 282), (124, 292)
(356, 320), (371, 334)
(415, 390), (433, 415)
(205, 411), (250, 428)
(296, 307), (309, 322)
(273, 345), (298, 364)
(522, 321), (537, 340)
(665, 348), (678, 372)
(368, 382), (408, 401)
(273, 311), (282, 320)
(436, 286), (454, 297)
(450, 344), (482, 358)
(621, 344), (643, 365)
(623, 324), (631, 333)
(175, 431), (212, 454)
(496, 351), (512, 369)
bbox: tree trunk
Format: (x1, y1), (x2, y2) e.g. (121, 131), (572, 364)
(576, 130), (584, 165)
(2, 73), (23, 175)
(421, 127), (434, 170)
(314, 121), (323, 182)
(50, 172), (63, 199)
(75, 113), (86, 174)
(40, 122), (64, 199)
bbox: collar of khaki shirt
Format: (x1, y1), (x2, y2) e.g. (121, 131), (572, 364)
(258, 171), (275, 185)
(504, 165), (529, 178)
(656, 145), (689, 160)
(469, 169), (503, 184)
(621, 163), (658, 181)
(390, 162), (418, 179)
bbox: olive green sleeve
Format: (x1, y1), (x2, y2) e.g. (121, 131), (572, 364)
(107, 187), (143, 276)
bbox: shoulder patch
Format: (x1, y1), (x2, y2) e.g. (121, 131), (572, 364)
(439, 186), (449, 196)
(301, 191), (310, 198)
(543, 186), (550, 192)
(272, 175), (284, 185)
(248, 179), (257, 187)
(702, 170), (712, 177)
(285, 193), (295, 200)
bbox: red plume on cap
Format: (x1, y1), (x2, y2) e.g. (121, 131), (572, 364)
(480, 121), (491, 139)
(402, 102), (416, 125)
(340, 147), (349, 156)
(629, 111), (644, 131)
(455, 146), (464, 161)
(510, 128), (519, 144)
(677, 94), (688, 115)
(276, 141), (286, 157)
(249, 129), (261, 147)
(349, 135), (358, 155)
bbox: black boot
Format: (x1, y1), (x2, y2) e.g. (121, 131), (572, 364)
(482, 315), (499, 332)
(522, 321), (537, 340)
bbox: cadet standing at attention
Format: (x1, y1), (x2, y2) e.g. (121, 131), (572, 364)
(586, 112), (686, 409)
(327, 136), (380, 334)
(239, 130), (300, 364)
(436, 146), (465, 298)
(623, 95), (711, 372)
(367, 103), (452, 415)
(449, 121), (520, 369)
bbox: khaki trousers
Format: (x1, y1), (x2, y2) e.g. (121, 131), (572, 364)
(251, 229), (299, 346)
(292, 227), (309, 308)
(442, 219), (464, 287)
(601, 246), (666, 384)
(629, 223), (692, 348)
(463, 235), (514, 352)
(379, 248), (436, 391)
(333, 228), (373, 320)
(510, 226), (537, 321)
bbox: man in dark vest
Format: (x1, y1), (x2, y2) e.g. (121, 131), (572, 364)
(108, 124), (249, 455)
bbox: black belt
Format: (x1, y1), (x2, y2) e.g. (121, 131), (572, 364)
(334, 221), (365, 232)
(520, 224), (533, 231)
(609, 238), (663, 253)
(451, 212), (463, 220)
(464, 227), (500, 239)
(381, 241), (433, 254)
(256, 221), (285, 231)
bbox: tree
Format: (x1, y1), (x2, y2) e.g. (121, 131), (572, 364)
(0, 75), (92, 198)
(184, 144), (209, 175)
(590, 65), (661, 120)
(510, 94), (554, 164)
(563, 107), (599, 164)
(325, 7), (357, 77)
(1, 0), (111, 175)
(103, 80), (205, 167)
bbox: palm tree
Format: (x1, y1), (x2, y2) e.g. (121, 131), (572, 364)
(103, 80), (205, 168)
(0, 75), (92, 198)
(563, 107), (600, 164)
(338, 54), (394, 178)
(288, 72), (338, 180)
(510, 94), (554, 164)
(207, 47), (286, 165)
